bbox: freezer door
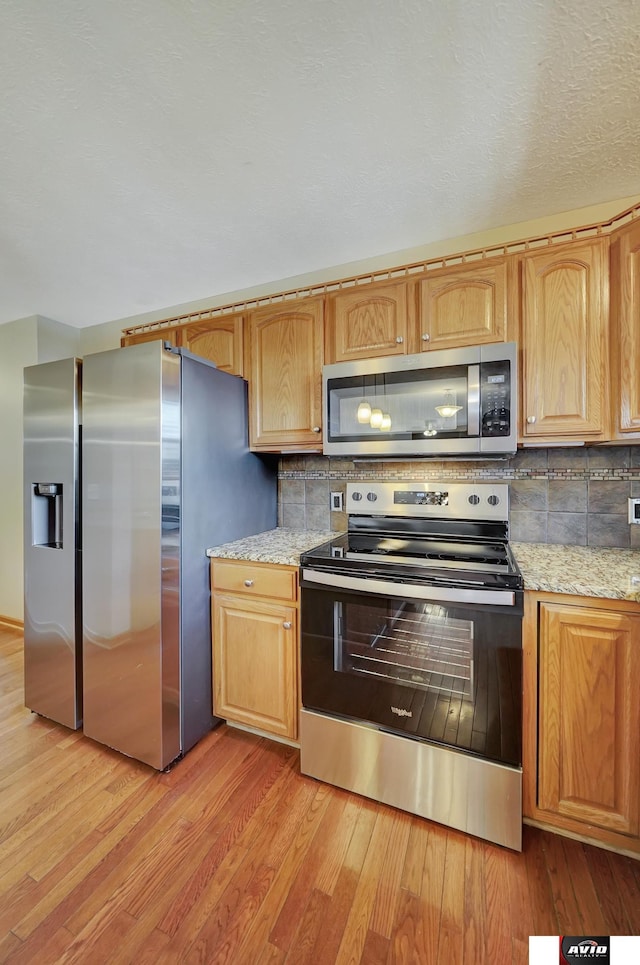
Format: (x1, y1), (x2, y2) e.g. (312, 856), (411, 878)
(23, 357), (82, 729)
(82, 342), (181, 769)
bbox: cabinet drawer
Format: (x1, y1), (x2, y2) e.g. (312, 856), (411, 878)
(210, 560), (297, 602)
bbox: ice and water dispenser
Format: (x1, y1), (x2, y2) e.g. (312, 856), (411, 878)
(31, 482), (64, 549)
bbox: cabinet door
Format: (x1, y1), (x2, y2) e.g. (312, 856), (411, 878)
(181, 316), (244, 376)
(212, 595), (298, 740)
(247, 298), (324, 450)
(417, 259), (508, 351)
(121, 328), (181, 347)
(521, 239), (609, 439)
(538, 602), (640, 836)
(326, 280), (411, 362)
(610, 219), (640, 437)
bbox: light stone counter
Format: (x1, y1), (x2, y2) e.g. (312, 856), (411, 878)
(206, 528), (336, 567)
(206, 530), (640, 602)
(512, 543), (640, 602)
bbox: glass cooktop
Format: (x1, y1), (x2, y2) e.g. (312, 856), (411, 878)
(300, 529), (524, 590)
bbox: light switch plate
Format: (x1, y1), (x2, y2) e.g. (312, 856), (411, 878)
(330, 491), (344, 512)
(629, 497), (640, 524)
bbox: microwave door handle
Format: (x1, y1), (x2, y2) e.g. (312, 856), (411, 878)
(467, 364), (480, 435)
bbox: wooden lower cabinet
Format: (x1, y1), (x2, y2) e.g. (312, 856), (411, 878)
(523, 592), (640, 854)
(211, 559), (299, 742)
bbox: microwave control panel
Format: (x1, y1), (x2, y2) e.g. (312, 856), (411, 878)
(480, 360), (511, 437)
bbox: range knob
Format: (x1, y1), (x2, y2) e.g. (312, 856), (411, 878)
(352, 491), (363, 502)
(468, 494), (480, 505)
(487, 494), (500, 506)
(367, 491), (378, 502)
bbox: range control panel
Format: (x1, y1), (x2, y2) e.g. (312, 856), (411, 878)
(346, 482), (509, 522)
(394, 490), (448, 506)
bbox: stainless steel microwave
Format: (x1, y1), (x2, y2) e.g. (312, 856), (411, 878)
(322, 342), (517, 457)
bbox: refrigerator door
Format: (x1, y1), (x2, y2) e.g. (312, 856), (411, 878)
(23, 357), (82, 729)
(82, 342), (181, 769)
(179, 350), (277, 753)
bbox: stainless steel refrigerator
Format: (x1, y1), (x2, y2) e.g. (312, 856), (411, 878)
(24, 357), (82, 731)
(24, 341), (277, 768)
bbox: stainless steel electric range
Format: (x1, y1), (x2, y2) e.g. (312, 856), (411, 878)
(299, 481), (524, 851)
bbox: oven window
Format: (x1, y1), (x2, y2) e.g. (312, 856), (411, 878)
(335, 600), (473, 699)
(300, 585), (522, 766)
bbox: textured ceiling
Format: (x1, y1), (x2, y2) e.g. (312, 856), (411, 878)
(1, 0), (640, 329)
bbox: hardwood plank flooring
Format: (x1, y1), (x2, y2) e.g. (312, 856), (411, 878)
(1, 625), (639, 964)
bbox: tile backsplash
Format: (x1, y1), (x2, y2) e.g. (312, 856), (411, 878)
(278, 446), (640, 548)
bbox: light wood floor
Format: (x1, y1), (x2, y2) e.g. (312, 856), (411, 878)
(1, 626), (639, 965)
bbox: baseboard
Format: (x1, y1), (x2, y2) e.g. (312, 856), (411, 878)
(226, 720), (300, 749)
(523, 817), (640, 860)
(0, 615), (24, 630)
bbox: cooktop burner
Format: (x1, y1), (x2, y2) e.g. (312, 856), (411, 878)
(345, 534), (511, 569)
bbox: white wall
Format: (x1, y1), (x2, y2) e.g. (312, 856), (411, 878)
(0, 318), (38, 620)
(113, 193), (640, 332)
(0, 317), (80, 621)
(79, 318), (124, 356)
(37, 316), (80, 362)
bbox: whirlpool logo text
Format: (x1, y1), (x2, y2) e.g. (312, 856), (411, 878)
(391, 707), (413, 718)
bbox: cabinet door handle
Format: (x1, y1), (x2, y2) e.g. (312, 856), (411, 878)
(282, 621), (292, 629)
(421, 333), (430, 342)
(312, 426), (321, 433)
(526, 416), (537, 424)
(395, 335), (404, 344)
(244, 579), (254, 587)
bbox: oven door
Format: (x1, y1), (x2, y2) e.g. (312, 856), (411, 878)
(300, 571), (523, 768)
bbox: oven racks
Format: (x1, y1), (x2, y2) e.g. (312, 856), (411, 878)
(346, 609), (474, 698)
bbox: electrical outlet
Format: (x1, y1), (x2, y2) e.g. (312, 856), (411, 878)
(628, 497), (640, 524)
(330, 491), (344, 512)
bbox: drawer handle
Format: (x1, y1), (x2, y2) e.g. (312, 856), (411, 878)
(312, 426), (321, 433)
(421, 333), (430, 342)
(244, 579), (254, 587)
(282, 621), (292, 630)
(395, 335), (404, 344)
(526, 416), (536, 424)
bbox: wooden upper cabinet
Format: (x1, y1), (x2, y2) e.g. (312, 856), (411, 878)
(610, 219), (640, 438)
(417, 258), (509, 351)
(520, 238), (609, 440)
(325, 280), (412, 362)
(538, 602), (640, 837)
(121, 327), (181, 347)
(180, 315), (244, 376)
(247, 298), (324, 450)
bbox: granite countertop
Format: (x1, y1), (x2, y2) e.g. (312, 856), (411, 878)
(206, 528), (336, 567)
(207, 529), (640, 603)
(512, 543), (640, 602)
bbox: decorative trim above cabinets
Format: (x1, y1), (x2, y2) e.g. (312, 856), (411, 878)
(121, 200), (640, 341)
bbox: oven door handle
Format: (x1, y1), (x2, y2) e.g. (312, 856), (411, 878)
(301, 568), (515, 606)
